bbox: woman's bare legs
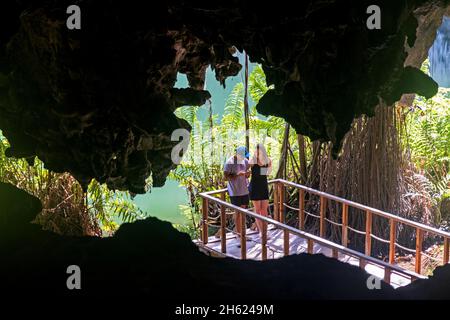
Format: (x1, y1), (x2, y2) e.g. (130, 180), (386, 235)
(260, 200), (269, 238)
(252, 200), (263, 233)
(253, 200), (269, 238)
(260, 200), (269, 217)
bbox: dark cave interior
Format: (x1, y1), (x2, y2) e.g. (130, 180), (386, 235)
(1, 0), (450, 299)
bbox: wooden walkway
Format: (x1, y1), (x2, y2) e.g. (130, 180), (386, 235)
(196, 179), (450, 288)
(197, 225), (412, 288)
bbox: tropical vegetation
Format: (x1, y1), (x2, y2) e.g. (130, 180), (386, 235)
(0, 131), (145, 236)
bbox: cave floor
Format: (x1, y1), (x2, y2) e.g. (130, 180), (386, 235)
(196, 225), (412, 288)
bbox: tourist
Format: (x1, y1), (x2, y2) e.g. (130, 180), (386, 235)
(249, 143), (272, 237)
(223, 146), (250, 243)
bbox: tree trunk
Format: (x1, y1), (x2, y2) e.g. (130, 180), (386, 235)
(307, 141), (322, 187)
(208, 99), (214, 184)
(243, 52), (250, 151)
(297, 134), (307, 184)
(276, 123), (290, 179)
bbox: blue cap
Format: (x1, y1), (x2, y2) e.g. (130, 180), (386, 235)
(236, 146), (250, 159)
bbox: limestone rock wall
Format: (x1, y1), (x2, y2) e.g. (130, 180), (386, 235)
(0, 0), (445, 192)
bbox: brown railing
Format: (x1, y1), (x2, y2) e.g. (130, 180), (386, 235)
(277, 179), (450, 275)
(198, 179), (450, 283)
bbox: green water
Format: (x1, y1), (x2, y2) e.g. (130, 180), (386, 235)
(132, 179), (189, 224)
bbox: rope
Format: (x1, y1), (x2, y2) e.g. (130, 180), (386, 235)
(205, 222), (220, 228)
(225, 227), (235, 233)
(394, 242), (416, 254)
(347, 226), (366, 236)
(304, 210), (320, 219)
(324, 218), (343, 227)
(370, 233), (391, 244)
(283, 202), (299, 211)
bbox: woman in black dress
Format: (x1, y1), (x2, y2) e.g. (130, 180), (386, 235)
(249, 143), (272, 236)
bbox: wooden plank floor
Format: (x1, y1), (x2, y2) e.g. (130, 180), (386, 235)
(197, 225), (412, 288)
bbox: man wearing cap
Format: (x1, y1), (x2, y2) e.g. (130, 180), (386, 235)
(224, 146), (250, 240)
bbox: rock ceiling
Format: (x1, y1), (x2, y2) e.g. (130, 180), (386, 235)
(0, 0), (446, 193)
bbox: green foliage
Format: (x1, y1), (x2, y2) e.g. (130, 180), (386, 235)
(405, 87), (450, 198)
(221, 82), (245, 130)
(87, 179), (146, 233)
(249, 65), (271, 102)
(0, 131), (146, 235)
(172, 204), (200, 239)
(420, 58), (430, 76)
(175, 105), (197, 127)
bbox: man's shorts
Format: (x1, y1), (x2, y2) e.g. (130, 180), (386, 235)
(230, 194), (250, 207)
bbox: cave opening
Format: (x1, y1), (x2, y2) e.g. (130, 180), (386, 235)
(1, 0), (450, 302)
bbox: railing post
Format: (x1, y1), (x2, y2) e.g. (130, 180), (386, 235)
(220, 192), (227, 254)
(307, 239), (314, 254)
(332, 248), (338, 259)
(283, 230), (289, 256)
(273, 182), (279, 222)
(415, 229), (423, 274)
(202, 197), (209, 244)
(299, 189), (305, 230)
(384, 268), (392, 284)
(261, 218), (267, 261)
(279, 183), (285, 223)
(389, 219), (396, 264)
(359, 258), (366, 269)
(240, 211), (247, 260)
(342, 203), (348, 246)
(444, 238), (449, 265)
(319, 196), (326, 238)
(365, 210), (372, 256)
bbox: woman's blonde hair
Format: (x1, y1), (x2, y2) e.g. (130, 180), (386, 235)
(251, 143), (270, 166)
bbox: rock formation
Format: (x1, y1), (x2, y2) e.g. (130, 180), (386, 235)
(0, 0), (444, 192)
